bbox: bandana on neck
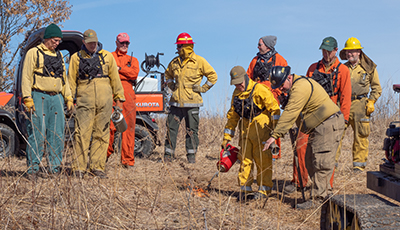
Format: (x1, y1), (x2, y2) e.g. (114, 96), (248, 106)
(257, 48), (277, 61)
(178, 44), (194, 61)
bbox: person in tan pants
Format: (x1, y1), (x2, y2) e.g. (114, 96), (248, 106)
(264, 66), (345, 209)
(68, 29), (125, 178)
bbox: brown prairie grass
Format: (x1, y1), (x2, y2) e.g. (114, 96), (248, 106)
(0, 93), (399, 229)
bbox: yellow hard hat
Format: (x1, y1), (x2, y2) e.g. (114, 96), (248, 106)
(342, 37), (363, 50)
(339, 37), (363, 60)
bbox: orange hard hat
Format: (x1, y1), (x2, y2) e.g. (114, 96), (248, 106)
(175, 32), (194, 44)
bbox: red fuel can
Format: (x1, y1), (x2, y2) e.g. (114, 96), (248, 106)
(217, 144), (239, 172)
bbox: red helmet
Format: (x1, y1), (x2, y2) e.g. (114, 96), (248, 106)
(175, 32), (195, 44)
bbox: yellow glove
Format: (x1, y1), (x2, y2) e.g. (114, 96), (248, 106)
(221, 139), (230, 150)
(24, 97), (35, 113)
(66, 100), (74, 111)
(366, 99), (375, 116)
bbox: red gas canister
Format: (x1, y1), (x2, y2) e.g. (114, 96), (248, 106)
(217, 144), (239, 172)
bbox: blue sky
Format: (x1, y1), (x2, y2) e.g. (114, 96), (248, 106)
(62, 0), (400, 114)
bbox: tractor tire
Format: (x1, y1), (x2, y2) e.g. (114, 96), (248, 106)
(0, 123), (16, 159)
(134, 124), (155, 158)
(320, 194), (400, 230)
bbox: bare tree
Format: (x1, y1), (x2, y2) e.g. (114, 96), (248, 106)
(0, 0), (72, 92)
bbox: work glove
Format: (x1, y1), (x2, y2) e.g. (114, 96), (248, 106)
(115, 100), (123, 112)
(65, 96), (74, 112)
(221, 139), (230, 150)
(66, 100), (74, 112)
(193, 84), (208, 93)
(167, 82), (176, 91)
(366, 99), (375, 116)
(24, 97), (35, 113)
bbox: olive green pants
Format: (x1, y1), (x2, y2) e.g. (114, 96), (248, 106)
(164, 106), (199, 157)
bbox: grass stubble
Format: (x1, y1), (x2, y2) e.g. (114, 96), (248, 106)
(0, 90), (399, 229)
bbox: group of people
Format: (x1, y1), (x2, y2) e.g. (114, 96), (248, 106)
(22, 24), (139, 179)
(159, 32), (381, 209)
(221, 35), (381, 209)
(21, 23), (382, 210)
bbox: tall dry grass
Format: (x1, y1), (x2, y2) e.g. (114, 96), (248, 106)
(0, 89), (399, 229)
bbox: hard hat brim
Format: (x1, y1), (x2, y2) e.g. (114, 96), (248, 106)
(175, 41), (195, 44)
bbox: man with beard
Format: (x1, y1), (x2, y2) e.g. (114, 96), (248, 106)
(246, 35), (287, 159)
(247, 35), (288, 98)
(164, 32), (218, 163)
(338, 37), (382, 172)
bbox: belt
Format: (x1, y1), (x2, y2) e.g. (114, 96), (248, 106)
(351, 94), (367, 101)
(33, 89), (59, 96)
(326, 111), (342, 121)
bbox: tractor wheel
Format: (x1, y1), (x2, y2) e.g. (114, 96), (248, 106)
(0, 123), (16, 159)
(320, 194), (400, 229)
(320, 196), (357, 230)
(321, 199), (347, 230)
(134, 124), (155, 158)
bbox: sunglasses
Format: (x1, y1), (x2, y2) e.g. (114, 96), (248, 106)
(119, 41), (130, 46)
(177, 44), (183, 48)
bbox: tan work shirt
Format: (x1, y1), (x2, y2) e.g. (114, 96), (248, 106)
(345, 62), (382, 101)
(271, 74), (340, 138)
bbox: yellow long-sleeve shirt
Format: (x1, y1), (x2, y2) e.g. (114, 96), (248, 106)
(68, 48), (125, 101)
(224, 79), (280, 141)
(21, 43), (72, 101)
(165, 52), (217, 107)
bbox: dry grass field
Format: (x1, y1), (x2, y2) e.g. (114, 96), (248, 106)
(0, 91), (399, 229)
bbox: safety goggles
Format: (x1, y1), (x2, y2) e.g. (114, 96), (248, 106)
(119, 41), (130, 46)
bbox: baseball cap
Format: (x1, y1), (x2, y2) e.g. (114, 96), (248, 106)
(117, 33), (130, 43)
(83, 29), (98, 43)
(230, 66), (246, 85)
(319, 36), (338, 51)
